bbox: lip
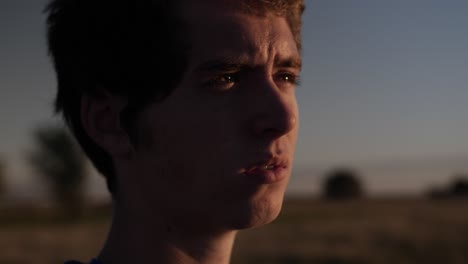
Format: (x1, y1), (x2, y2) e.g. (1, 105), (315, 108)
(241, 158), (289, 184)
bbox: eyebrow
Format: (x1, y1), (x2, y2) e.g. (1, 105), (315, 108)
(193, 58), (253, 73)
(194, 56), (302, 73)
(275, 56), (302, 70)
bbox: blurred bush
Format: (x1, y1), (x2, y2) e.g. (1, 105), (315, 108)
(0, 157), (5, 200)
(427, 174), (468, 199)
(28, 124), (87, 217)
(449, 176), (468, 197)
(322, 168), (364, 200)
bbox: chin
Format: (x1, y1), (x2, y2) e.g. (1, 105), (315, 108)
(228, 190), (286, 230)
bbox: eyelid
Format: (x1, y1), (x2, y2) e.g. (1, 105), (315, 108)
(274, 71), (301, 87)
(203, 71), (241, 91)
(217, 72), (240, 83)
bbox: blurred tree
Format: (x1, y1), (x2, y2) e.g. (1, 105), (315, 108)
(28, 124), (86, 217)
(449, 176), (468, 197)
(323, 168), (364, 200)
(426, 185), (450, 200)
(0, 157), (5, 199)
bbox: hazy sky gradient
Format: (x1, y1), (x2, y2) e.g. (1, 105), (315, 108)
(1, 0), (468, 199)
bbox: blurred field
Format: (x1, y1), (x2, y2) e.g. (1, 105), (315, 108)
(1, 198), (468, 264)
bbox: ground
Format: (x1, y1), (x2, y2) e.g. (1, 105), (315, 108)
(1, 198), (468, 264)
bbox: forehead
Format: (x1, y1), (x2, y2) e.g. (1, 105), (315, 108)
(177, 1), (299, 67)
(178, 0), (284, 16)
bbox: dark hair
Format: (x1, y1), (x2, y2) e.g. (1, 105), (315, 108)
(45, 0), (304, 196)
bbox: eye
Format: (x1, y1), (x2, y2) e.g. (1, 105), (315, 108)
(205, 72), (240, 91)
(217, 73), (239, 83)
(274, 72), (301, 88)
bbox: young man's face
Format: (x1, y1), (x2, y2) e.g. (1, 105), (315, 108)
(125, 2), (301, 232)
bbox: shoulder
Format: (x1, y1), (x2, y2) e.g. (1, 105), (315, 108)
(64, 259), (101, 264)
(63, 259), (102, 264)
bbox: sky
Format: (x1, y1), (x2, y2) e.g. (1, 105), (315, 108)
(1, 0), (468, 201)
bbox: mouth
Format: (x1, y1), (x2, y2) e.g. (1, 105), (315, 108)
(240, 158), (289, 184)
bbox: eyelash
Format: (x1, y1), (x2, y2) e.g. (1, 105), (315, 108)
(275, 72), (301, 87)
(205, 72), (240, 90)
(205, 71), (300, 91)
(216, 73), (240, 84)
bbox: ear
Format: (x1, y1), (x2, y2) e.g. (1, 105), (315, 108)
(81, 90), (134, 159)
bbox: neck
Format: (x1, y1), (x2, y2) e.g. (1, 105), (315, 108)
(98, 203), (237, 264)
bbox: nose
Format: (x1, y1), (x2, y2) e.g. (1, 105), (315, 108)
(251, 81), (298, 139)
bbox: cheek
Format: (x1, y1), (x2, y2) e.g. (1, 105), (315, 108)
(134, 110), (220, 186)
(291, 102), (300, 143)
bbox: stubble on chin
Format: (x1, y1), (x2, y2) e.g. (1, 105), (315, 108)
(225, 185), (287, 230)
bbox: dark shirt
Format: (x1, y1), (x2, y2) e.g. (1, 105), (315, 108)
(64, 258), (103, 264)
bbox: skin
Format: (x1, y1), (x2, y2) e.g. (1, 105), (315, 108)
(82, 1), (301, 264)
